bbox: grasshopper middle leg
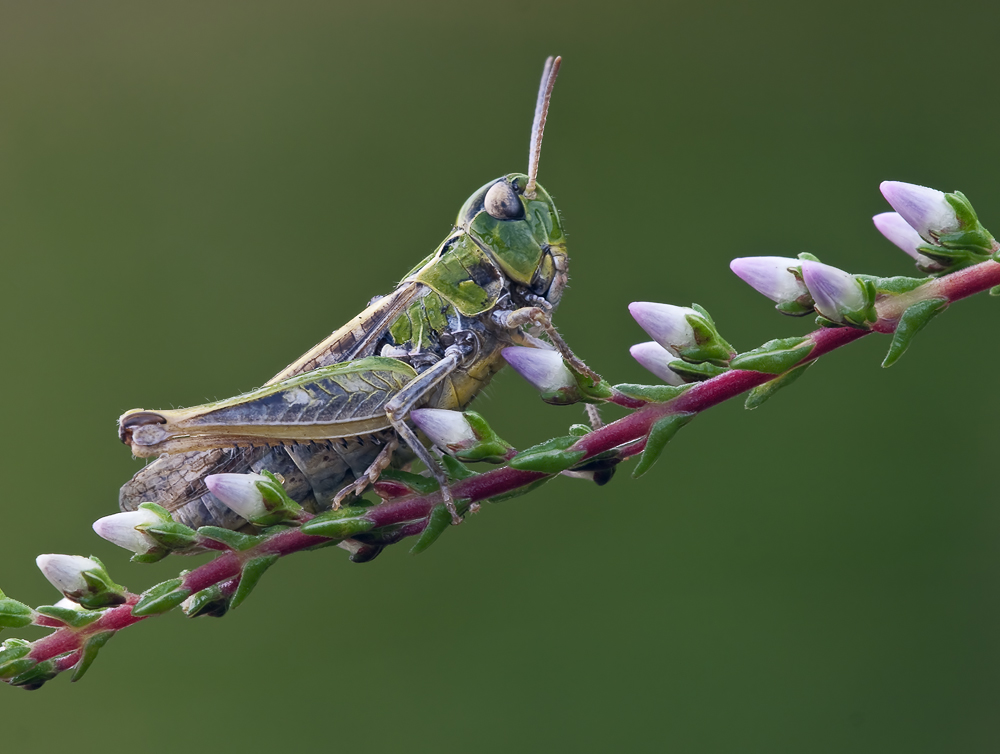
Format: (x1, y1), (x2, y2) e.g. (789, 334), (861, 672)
(382, 343), (472, 524)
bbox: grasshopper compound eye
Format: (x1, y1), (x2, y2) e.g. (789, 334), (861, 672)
(484, 180), (524, 220)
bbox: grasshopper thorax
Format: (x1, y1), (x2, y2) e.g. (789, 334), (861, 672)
(457, 172), (568, 309)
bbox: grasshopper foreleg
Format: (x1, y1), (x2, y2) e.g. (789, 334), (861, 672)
(383, 344), (471, 525)
(494, 306), (602, 383)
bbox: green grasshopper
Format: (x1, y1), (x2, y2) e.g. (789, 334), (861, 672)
(118, 56), (590, 528)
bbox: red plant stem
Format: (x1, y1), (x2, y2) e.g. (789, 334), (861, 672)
(17, 259), (1000, 674)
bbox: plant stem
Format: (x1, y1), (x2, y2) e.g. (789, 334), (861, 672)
(16, 259), (1000, 675)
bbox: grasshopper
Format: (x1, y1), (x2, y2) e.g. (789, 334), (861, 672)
(118, 56), (591, 528)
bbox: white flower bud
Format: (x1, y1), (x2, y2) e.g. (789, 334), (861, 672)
(35, 555), (102, 599)
(205, 473), (270, 521)
(92, 508), (162, 555)
(410, 408), (477, 451)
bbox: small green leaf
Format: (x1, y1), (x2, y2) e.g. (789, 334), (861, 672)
(129, 550), (168, 564)
(0, 598), (35, 629)
(71, 631), (114, 683)
(230, 555), (279, 611)
(300, 513), (375, 539)
(440, 454), (478, 480)
(69, 558), (127, 610)
(573, 374), (614, 404)
(612, 383), (691, 404)
(410, 505), (452, 555)
(690, 302), (715, 325)
(140, 521), (198, 551)
(857, 275), (927, 295)
(568, 424), (591, 437)
(774, 300), (814, 316)
(376, 468), (441, 495)
(815, 315), (841, 328)
(632, 413), (694, 478)
(34, 605), (103, 629)
(9, 658), (57, 689)
(457, 411), (514, 462)
(0, 641), (34, 679)
(938, 191), (995, 253)
(183, 583), (233, 619)
(745, 360), (816, 409)
(679, 310), (734, 365)
(0, 657), (37, 681)
(258, 470), (301, 508)
(730, 337), (814, 375)
(0, 639), (30, 665)
(509, 436), (585, 474)
(136, 502), (174, 520)
(665, 361), (729, 382)
(132, 578), (190, 617)
(990, 285), (1000, 297)
(882, 297), (948, 368)
(196, 527), (264, 552)
(797, 252), (820, 262)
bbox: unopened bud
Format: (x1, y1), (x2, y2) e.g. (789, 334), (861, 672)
(206, 473), (268, 520)
(879, 181), (960, 243)
(799, 260), (870, 325)
(35, 554), (126, 609)
(729, 256), (814, 315)
(872, 211), (940, 269)
(628, 302), (734, 365)
(502, 346), (580, 404)
(92, 508), (162, 555)
(410, 409), (477, 451)
(628, 342), (686, 386)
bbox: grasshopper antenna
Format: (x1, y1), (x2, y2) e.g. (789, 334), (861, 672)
(525, 55), (562, 199)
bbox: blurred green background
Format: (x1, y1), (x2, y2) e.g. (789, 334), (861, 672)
(2, 0), (999, 750)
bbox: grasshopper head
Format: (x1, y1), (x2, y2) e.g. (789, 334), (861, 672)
(457, 173), (567, 307)
(454, 56), (568, 307)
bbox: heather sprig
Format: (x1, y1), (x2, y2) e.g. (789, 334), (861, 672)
(3, 180), (999, 690)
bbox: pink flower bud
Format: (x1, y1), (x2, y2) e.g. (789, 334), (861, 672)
(502, 347), (576, 393)
(872, 212), (938, 267)
(879, 181), (960, 242)
(628, 302), (698, 351)
(799, 260), (866, 322)
(729, 256), (810, 305)
(628, 342), (686, 386)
